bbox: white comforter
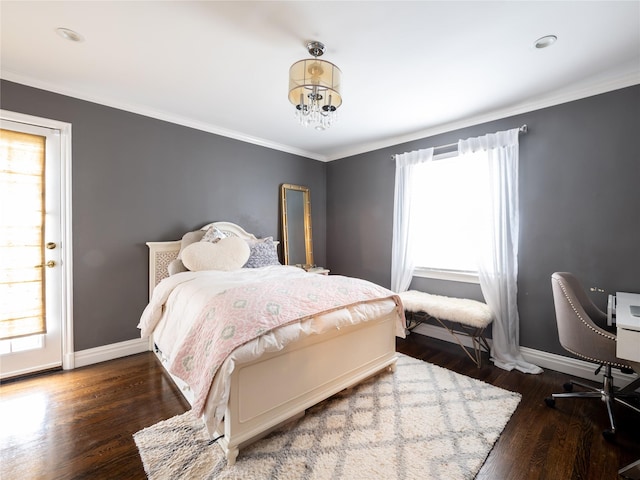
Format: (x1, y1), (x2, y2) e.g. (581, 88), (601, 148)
(138, 265), (404, 433)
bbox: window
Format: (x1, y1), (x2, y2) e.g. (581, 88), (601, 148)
(0, 129), (47, 341)
(410, 150), (490, 282)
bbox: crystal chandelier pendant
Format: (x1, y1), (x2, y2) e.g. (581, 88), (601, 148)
(288, 41), (342, 130)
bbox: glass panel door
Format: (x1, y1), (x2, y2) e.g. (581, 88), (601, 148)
(0, 120), (63, 378)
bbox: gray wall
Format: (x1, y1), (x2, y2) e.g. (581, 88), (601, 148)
(1, 80), (327, 351)
(326, 85), (640, 356)
(3, 79), (638, 358)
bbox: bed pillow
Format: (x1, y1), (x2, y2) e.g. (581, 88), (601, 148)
(167, 258), (188, 276)
(177, 230), (206, 258)
(244, 237), (281, 268)
(181, 236), (250, 272)
(201, 225), (226, 243)
(166, 229), (206, 275)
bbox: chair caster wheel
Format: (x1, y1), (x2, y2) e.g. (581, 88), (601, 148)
(544, 397), (555, 408)
(562, 382), (573, 392)
(602, 429), (616, 442)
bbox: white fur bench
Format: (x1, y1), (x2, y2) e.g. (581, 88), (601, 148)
(399, 290), (494, 367)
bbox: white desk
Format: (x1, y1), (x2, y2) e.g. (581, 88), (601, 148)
(616, 292), (640, 363)
(615, 292), (640, 480)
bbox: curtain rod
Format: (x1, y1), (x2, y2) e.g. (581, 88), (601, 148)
(392, 124), (528, 160)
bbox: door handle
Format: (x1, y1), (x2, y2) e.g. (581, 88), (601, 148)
(35, 261), (56, 268)
(46, 242), (57, 249)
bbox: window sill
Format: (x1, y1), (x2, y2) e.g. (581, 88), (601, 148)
(413, 267), (480, 284)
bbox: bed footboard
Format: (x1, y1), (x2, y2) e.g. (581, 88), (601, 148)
(215, 312), (398, 465)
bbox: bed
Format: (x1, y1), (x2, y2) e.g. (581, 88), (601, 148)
(140, 221), (405, 465)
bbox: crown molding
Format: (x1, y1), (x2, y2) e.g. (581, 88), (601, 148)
(0, 71), (326, 161)
(3, 70), (637, 163)
(324, 72), (640, 161)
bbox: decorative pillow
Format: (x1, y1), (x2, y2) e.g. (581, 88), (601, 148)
(202, 226), (226, 243)
(244, 237), (281, 268)
(181, 236), (250, 272)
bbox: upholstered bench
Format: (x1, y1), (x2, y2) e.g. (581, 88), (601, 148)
(399, 290), (494, 367)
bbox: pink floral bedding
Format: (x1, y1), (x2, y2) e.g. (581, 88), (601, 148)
(167, 274), (402, 416)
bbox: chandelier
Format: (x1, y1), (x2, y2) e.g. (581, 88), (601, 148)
(288, 41), (342, 130)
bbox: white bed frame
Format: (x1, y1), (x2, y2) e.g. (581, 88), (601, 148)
(146, 222), (399, 465)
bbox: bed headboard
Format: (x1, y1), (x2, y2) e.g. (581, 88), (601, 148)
(146, 221), (261, 299)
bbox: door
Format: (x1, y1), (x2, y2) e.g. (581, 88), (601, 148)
(0, 118), (66, 379)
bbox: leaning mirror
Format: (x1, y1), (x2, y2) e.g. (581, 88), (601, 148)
(280, 183), (313, 267)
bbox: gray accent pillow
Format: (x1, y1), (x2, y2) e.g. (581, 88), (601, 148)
(244, 237), (281, 268)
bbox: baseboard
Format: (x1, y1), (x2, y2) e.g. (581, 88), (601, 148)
(74, 337), (150, 368)
(72, 327), (637, 389)
(411, 323), (637, 387)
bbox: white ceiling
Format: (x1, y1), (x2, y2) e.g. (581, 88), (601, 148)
(1, 1), (639, 161)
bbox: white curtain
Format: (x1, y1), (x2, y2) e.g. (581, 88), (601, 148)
(459, 128), (542, 374)
(391, 147), (434, 293)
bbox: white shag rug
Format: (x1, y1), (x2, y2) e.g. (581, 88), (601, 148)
(134, 354), (520, 480)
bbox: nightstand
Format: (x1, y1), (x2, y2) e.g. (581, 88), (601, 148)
(306, 267), (330, 275)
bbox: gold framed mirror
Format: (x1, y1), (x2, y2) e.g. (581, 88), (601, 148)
(280, 183), (313, 267)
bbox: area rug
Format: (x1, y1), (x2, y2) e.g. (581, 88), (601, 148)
(134, 354), (521, 480)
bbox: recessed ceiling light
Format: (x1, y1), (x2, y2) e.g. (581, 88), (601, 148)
(56, 27), (84, 42)
(534, 35), (557, 49)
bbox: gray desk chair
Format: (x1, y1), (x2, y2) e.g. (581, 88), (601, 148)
(545, 272), (640, 441)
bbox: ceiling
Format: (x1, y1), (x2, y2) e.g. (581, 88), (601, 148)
(1, 1), (639, 161)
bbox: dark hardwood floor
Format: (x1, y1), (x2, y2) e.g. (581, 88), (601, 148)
(398, 334), (640, 480)
(1, 333), (638, 479)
